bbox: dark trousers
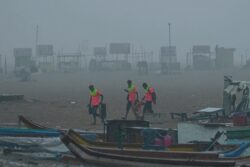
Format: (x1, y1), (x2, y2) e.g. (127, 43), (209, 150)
(143, 101), (153, 114)
(90, 105), (98, 124)
(124, 101), (141, 120)
(124, 101), (133, 119)
(126, 101), (132, 113)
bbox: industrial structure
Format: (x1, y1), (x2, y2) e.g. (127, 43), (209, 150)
(192, 45), (212, 70)
(57, 52), (83, 72)
(89, 43), (132, 71)
(8, 42), (240, 74)
(89, 46), (107, 72)
(160, 46), (180, 74)
(93, 47), (107, 61)
(13, 48), (36, 81)
(215, 46), (235, 69)
(36, 44), (54, 72)
(14, 48), (33, 70)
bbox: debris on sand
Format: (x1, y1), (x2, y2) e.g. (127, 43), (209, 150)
(0, 94), (24, 102)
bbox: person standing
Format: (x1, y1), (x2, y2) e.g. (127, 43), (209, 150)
(123, 80), (139, 120)
(242, 86), (249, 111)
(88, 85), (103, 125)
(142, 82), (156, 120)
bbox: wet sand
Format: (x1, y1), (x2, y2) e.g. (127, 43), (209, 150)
(1, 69), (249, 130)
(0, 69), (250, 167)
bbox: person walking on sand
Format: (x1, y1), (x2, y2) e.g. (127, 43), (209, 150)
(88, 85), (103, 125)
(123, 80), (139, 120)
(142, 82), (156, 120)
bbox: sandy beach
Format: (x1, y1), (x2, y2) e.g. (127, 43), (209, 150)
(1, 69), (249, 130)
(0, 69), (250, 167)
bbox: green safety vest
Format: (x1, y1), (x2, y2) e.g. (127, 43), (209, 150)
(128, 85), (135, 92)
(90, 88), (98, 96)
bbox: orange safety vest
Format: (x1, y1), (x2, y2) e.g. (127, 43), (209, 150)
(144, 87), (154, 102)
(90, 88), (102, 106)
(128, 85), (137, 103)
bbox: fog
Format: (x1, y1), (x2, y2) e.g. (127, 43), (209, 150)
(0, 0), (250, 69)
(1, 2), (250, 166)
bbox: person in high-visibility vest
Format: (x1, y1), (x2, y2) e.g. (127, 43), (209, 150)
(123, 80), (139, 120)
(142, 82), (156, 119)
(89, 85), (103, 125)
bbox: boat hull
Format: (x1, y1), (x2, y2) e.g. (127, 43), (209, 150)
(18, 115), (102, 140)
(61, 131), (236, 167)
(0, 128), (59, 137)
(67, 128), (238, 152)
(227, 126), (250, 139)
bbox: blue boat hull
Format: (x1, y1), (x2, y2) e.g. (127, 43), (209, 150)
(0, 128), (59, 137)
(0, 128), (97, 140)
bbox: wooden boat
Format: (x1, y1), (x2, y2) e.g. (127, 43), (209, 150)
(18, 115), (49, 129)
(19, 116), (145, 149)
(66, 129), (239, 152)
(67, 128), (143, 149)
(60, 130), (236, 167)
(0, 127), (99, 141)
(67, 129), (239, 155)
(19, 115), (191, 150)
(19, 115), (238, 152)
(18, 115), (102, 140)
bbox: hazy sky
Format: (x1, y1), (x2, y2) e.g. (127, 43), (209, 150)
(0, 0), (250, 64)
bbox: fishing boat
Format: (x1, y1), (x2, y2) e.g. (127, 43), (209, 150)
(19, 117), (146, 149)
(60, 130), (236, 167)
(18, 115), (50, 129)
(66, 128), (234, 152)
(0, 127), (102, 143)
(20, 116), (237, 152)
(0, 127), (59, 137)
(18, 115), (102, 140)
(67, 129), (242, 153)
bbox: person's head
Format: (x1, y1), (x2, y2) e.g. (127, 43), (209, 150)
(89, 85), (95, 92)
(127, 80), (132, 87)
(142, 82), (148, 89)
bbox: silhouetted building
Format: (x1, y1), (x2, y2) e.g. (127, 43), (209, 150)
(94, 47), (107, 61)
(192, 45), (212, 70)
(160, 46), (180, 74)
(57, 52), (83, 72)
(160, 46), (177, 63)
(36, 44), (54, 72)
(14, 48), (33, 69)
(215, 46), (235, 69)
(109, 43), (130, 62)
(137, 61), (148, 75)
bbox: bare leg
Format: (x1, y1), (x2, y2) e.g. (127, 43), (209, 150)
(132, 103), (140, 120)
